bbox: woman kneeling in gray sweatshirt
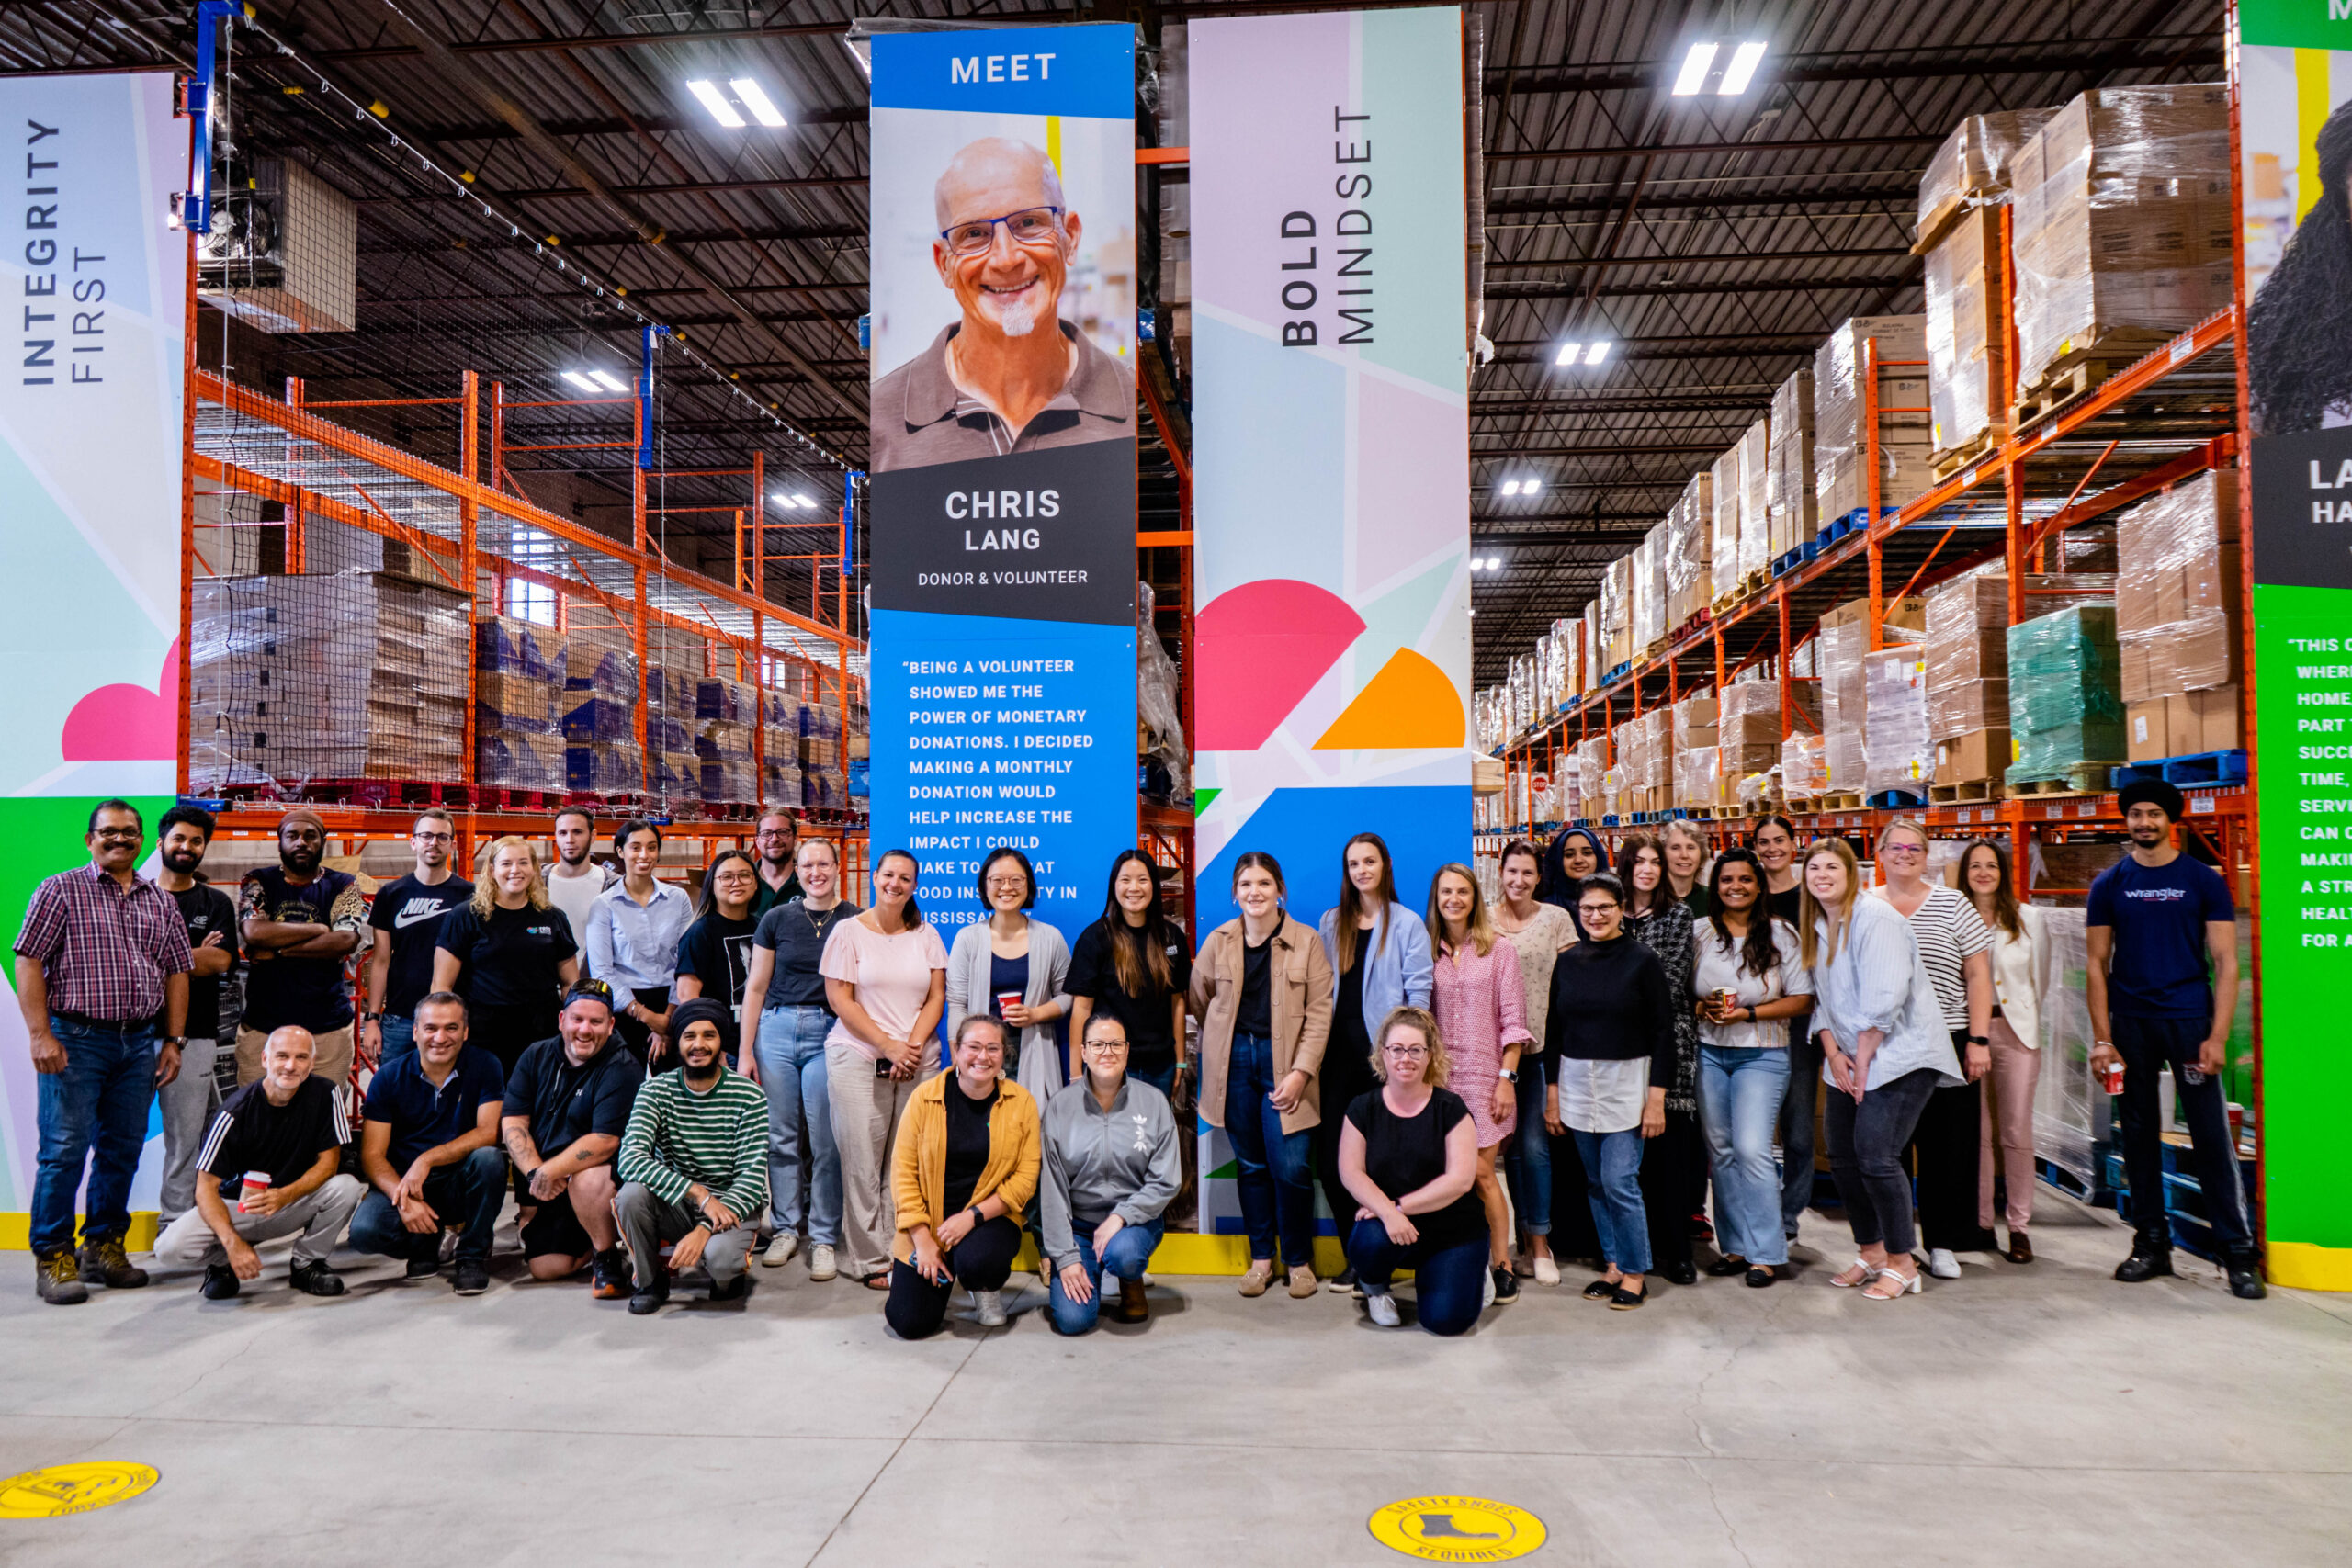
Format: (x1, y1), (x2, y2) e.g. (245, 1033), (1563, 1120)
(1041, 1012), (1182, 1333)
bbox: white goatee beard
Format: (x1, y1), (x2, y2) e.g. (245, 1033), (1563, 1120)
(995, 299), (1038, 337)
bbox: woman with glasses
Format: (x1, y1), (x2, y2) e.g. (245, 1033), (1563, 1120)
(1546, 873), (1673, 1310)
(1803, 838), (1962, 1300)
(673, 850), (760, 1066)
(1041, 1012), (1181, 1333)
(945, 846), (1071, 1097)
(1870, 818), (1996, 1280)
(1065, 851), (1192, 1103)
(1315, 832), (1431, 1295)
(1340, 1007), (1489, 1336)
(433, 836), (582, 1076)
(1492, 839), (1580, 1285)
(1424, 863), (1533, 1308)
(1692, 849), (1812, 1287)
(1190, 852), (1333, 1300)
(885, 1013), (1041, 1337)
(1618, 834), (1704, 1285)
(822, 849), (949, 1291)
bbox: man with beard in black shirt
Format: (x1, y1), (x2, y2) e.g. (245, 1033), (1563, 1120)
(153, 806), (240, 1228)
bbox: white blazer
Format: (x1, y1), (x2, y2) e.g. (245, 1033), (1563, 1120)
(1985, 904), (2045, 1049)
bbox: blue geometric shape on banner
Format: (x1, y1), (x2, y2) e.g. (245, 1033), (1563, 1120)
(1193, 784), (1470, 944)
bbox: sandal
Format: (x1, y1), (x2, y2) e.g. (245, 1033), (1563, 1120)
(1830, 1259), (1879, 1289)
(1863, 1265), (1922, 1300)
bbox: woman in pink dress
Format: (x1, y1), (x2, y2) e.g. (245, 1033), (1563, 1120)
(1424, 863), (1533, 1308)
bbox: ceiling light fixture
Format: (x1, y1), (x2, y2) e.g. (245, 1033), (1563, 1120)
(1499, 479), (1522, 497)
(560, 371), (599, 394)
(1521, 477), (1544, 494)
(1554, 341), (1581, 367)
(1671, 41), (1717, 96)
(686, 79), (746, 128)
(588, 369), (629, 393)
(1585, 341), (1611, 366)
(730, 78), (788, 128)
(1719, 41), (1769, 96)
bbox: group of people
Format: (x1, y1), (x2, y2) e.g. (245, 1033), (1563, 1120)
(16, 775), (2262, 1329)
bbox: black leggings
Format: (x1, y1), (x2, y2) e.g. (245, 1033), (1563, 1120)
(1639, 1106), (1705, 1269)
(885, 1214), (1023, 1339)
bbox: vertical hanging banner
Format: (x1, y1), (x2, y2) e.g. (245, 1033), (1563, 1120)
(1190, 9), (1471, 931)
(865, 25), (1138, 946)
(2239, 1), (2352, 1291)
(1191, 9), (1469, 1239)
(0, 73), (188, 1233)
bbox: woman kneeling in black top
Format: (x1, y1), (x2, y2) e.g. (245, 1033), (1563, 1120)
(1339, 1006), (1488, 1336)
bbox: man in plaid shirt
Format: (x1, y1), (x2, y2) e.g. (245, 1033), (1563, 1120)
(13, 799), (193, 1305)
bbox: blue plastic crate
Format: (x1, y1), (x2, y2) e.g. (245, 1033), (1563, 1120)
(1771, 540), (1820, 578)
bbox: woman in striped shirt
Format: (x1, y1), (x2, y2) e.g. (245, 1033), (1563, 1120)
(1802, 838), (1962, 1300)
(1869, 818), (1995, 1280)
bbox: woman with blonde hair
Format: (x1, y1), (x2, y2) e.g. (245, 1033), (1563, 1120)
(1951, 837), (2045, 1263)
(1190, 852), (1333, 1299)
(1424, 863), (1532, 1308)
(432, 834), (581, 1074)
(1492, 839), (1579, 1283)
(1338, 1007), (1489, 1335)
(1800, 838), (1962, 1300)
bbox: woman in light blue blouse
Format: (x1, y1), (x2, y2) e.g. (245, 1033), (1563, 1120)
(1317, 832), (1432, 1293)
(1798, 838), (1962, 1302)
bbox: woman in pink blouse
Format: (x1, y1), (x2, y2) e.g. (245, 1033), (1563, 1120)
(1423, 863), (1534, 1308)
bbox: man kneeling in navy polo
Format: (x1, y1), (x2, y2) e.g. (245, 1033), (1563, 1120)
(349, 992), (507, 1294)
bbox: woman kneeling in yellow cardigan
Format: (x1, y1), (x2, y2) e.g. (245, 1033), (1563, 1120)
(886, 1013), (1041, 1337)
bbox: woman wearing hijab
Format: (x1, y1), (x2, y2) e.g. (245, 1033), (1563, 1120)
(1539, 828), (1609, 924)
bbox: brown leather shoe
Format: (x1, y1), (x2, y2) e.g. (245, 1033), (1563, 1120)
(78, 1235), (149, 1290)
(36, 1250), (88, 1305)
(2006, 1231), (2033, 1265)
(1114, 1278), (1149, 1324)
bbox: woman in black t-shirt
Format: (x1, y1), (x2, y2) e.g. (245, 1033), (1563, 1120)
(432, 836), (580, 1075)
(1065, 851), (1193, 1102)
(674, 850), (761, 1065)
(1339, 1006), (1487, 1337)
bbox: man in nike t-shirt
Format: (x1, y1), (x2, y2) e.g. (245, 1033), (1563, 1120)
(364, 809), (474, 1068)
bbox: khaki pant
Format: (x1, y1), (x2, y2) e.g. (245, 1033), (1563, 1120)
(237, 1024), (355, 1089)
(1977, 1017), (2041, 1235)
(824, 1040), (930, 1280)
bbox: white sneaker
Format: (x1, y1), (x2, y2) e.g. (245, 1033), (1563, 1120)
(1482, 1267), (1497, 1309)
(972, 1288), (1007, 1327)
(1533, 1254), (1562, 1287)
(1928, 1248), (1962, 1280)
(1364, 1291), (1401, 1327)
(761, 1233), (799, 1269)
(807, 1244), (837, 1282)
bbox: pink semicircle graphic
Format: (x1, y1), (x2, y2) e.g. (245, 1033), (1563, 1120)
(1195, 581), (1364, 751)
(62, 643), (182, 762)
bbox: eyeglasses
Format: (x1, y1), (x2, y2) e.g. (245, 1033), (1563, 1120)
(413, 831), (453, 843)
(1881, 842), (1926, 857)
(985, 876), (1028, 891)
(1577, 904), (1618, 919)
(939, 205), (1064, 257)
(92, 829), (141, 842)
(1383, 1044), (1430, 1059)
(1083, 1039), (1130, 1054)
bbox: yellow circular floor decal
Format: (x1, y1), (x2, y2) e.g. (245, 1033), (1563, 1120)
(1368, 1495), (1546, 1561)
(0, 1463), (159, 1519)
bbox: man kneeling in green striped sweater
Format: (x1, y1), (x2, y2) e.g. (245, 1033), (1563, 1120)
(615, 997), (771, 1314)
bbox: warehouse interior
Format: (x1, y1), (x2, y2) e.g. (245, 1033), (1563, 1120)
(4, 1), (2351, 1563)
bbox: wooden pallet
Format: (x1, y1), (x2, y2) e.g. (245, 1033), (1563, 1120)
(2008, 762), (2114, 797)
(1704, 804), (1750, 819)
(1813, 791), (1863, 812)
(1928, 429), (2003, 483)
(1711, 568), (1770, 614)
(1928, 776), (2005, 804)
(2012, 330), (2179, 429)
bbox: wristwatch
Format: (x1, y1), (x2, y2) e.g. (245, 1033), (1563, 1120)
(1966, 1033), (1990, 1046)
(1741, 1006), (1756, 1023)
(1498, 1067), (1519, 1084)
(967, 1205), (984, 1226)
(162, 1036), (186, 1049)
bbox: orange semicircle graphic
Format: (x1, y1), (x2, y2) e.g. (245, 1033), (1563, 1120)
(1312, 648), (1464, 750)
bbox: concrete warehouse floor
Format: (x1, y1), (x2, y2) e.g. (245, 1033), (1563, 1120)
(2, 1190), (2348, 1568)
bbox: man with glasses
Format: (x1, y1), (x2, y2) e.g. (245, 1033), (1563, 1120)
(14, 800), (193, 1303)
(363, 809), (474, 1067)
(749, 811), (804, 916)
(237, 809), (367, 1089)
(870, 136), (1135, 471)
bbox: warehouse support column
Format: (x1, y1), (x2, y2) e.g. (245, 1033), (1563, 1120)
(460, 373), (480, 832)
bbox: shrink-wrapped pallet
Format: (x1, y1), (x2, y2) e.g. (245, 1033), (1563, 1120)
(1862, 646), (1932, 803)
(1818, 595), (1925, 795)
(1600, 556), (1633, 671)
(1632, 527), (1666, 654)
(2006, 605), (2126, 784)
(1924, 206), (2011, 457)
(1917, 108), (2064, 247)
(1767, 369), (1816, 557)
(1815, 316), (1932, 526)
(1710, 446), (1743, 600)
(1668, 472), (1714, 625)
(2117, 470), (2242, 760)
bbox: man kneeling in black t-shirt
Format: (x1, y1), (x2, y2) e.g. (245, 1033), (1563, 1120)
(502, 982), (644, 1297)
(155, 1026), (363, 1301)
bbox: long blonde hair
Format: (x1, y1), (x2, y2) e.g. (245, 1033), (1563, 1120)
(1423, 863), (1498, 957)
(1796, 839), (1860, 970)
(1368, 1005), (1453, 1089)
(471, 835), (550, 916)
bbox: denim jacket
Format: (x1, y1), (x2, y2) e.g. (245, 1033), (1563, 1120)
(1317, 901), (1434, 1026)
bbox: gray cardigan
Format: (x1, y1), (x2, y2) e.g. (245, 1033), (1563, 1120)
(944, 916), (1071, 1098)
(1038, 1077), (1181, 1270)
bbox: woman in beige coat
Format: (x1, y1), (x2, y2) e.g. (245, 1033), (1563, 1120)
(1190, 852), (1334, 1299)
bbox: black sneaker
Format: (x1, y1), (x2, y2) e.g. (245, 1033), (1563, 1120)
(451, 1258), (490, 1296)
(405, 1251), (444, 1280)
(1492, 1265), (1520, 1304)
(2226, 1258), (2267, 1300)
(289, 1258), (346, 1297)
(200, 1263), (242, 1302)
(628, 1278), (671, 1315)
(34, 1250), (87, 1305)
(2114, 1248), (2175, 1283)
(708, 1272), (751, 1303)
(1326, 1267), (1358, 1295)
(77, 1234), (150, 1290)
(590, 1247), (632, 1301)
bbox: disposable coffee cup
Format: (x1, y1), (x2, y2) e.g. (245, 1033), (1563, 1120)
(2101, 1060), (2125, 1095)
(238, 1176), (269, 1213)
(995, 989), (1023, 1018)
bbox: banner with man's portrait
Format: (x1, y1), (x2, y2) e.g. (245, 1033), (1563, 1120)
(865, 24), (1139, 942)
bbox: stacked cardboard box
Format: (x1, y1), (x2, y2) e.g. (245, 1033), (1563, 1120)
(1600, 557), (1633, 671)
(1718, 681), (1789, 797)
(1672, 688), (1720, 811)
(644, 660), (701, 807)
(2006, 605), (2126, 784)
(1924, 574), (2012, 788)
(1580, 602), (1601, 692)
(1666, 472), (1713, 626)
(1919, 109), (2060, 458)
(561, 624), (641, 795)
(1709, 446), (1743, 599)
(190, 573), (469, 789)
(2010, 85), (2233, 393)
(1862, 645), (1932, 804)
(1817, 595), (1927, 795)
(476, 614), (567, 789)
(1777, 732), (1826, 804)
(1815, 315), (1932, 526)
(2118, 469), (2243, 761)
(1632, 524), (1667, 654)
(1917, 108), (2065, 249)
(1737, 419), (1771, 580)
(1576, 736), (1609, 820)
(1767, 370), (1816, 558)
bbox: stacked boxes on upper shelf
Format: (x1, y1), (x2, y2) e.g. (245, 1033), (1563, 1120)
(1919, 109), (2059, 463)
(1818, 594), (1925, 797)
(1666, 472), (1713, 626)
(801, 693), (845, 810)
(1815, 315), (1930, 529)
(1600, 556), (1633, 671)
(2007, 605), (2127, 786)
(1632, 525), (1666, 656)
(1671, 688), (1719, 812)
(644, 657), (702, 807)
(1923, 574), (2013, 791)
(2117, 469), (2243, 762)
(763, 686), (808, 809)
(695, 676), (759, 807)
(1719, 681), (1789, 806)
(1767, 369), (1816, 559)
(475, 614), (567, 792)
(562, 625), (642, 795)
(1862, 639), (1932, 806)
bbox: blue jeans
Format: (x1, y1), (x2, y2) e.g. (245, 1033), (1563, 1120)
(1223, 1032), (1316, 1269)
(1047, 1213), (1166, 1334)
(1346, 1218), (1490, 1337)
(31, 1016), (160, 1256)
(378, 1012), (415, 1066)
(1130, 1060), (1178, 1100)
(1572, 1127), (1652, 1276)
(1699, 1044), (1792, 1268)
(1505, 1059), (1554, 1236)
(755, 1006), (842, 1246)
(348, 1146), (507, 1263)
